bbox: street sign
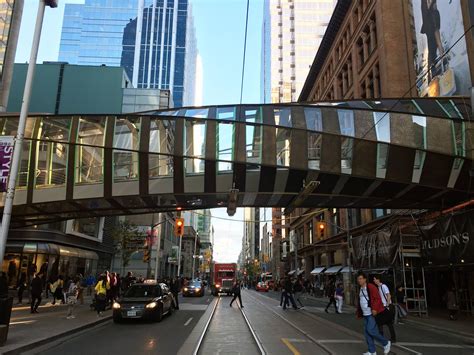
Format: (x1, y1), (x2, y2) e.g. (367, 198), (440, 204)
(0, 137), (14, 192)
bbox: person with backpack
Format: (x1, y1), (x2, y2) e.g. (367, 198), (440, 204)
(293, 277), (305, 309)
(94, 274), (110, 317)
(283, 277), (298, 310)
(66, 277), (79, 319)
(373, 275), (397, 343)
(357, 272), (391, 355)
(324, 279), (337, 313)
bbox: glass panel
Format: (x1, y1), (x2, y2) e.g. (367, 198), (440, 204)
(373, 112), (390, 143)
(246, 124), (261, 166)
(245, 108), (262, 123)
(217, 107), (236, 120)
(436, 100), (462, 119)
(376, 143), (389, 178)
(274, 107), (292, 127)
(337, 110), (355, 136)
(149, 119), (175, 177)
(304, 107), (322, 132)
(217, 122), (233, 172)
(185, 108), (208, 118)
(451, 121), (465, 156)
(276, 127), (291, 166)
(17, 141), (31, 188)
(184, 120), (206, 174)
(113, 117), (140, 182)
(341, 137), (353, 173)
(413, 149), (426, 183)
(76, 117), (106, 183)
(412, 115), (426, 150)
(1, 117), (36, 138)
(308, 132), (322, 170)
(35, 118), (70, 187)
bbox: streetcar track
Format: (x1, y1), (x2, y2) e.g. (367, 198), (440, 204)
(193, 295), (265, 355)
(245, 291), (333, 354)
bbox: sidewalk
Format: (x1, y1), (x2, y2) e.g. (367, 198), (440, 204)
(300, 293), (474, 340)
(1, 296), (111, 355)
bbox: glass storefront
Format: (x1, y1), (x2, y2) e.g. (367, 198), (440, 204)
(1, 242), (98, 288)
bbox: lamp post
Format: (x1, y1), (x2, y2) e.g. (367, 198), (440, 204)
(191, 232), (198, 279)
(0, 0), (57, 264)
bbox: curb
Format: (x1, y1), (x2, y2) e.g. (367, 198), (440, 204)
(2, 315), (112, 355)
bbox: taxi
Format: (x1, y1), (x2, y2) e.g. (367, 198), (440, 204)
(113, 280), (174, 323)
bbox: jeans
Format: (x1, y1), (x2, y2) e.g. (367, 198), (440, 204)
(230, 293), (243, 307)
(364, 315), (388, 353)
(294, 291), (304, 307)
(325, 296), (337, 312)
(336, 296), (343, 313)
(31, 294), (41, 312)
(283, 292), (297, 309)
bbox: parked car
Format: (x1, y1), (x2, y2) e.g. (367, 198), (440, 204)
(256, 281), (269, 292)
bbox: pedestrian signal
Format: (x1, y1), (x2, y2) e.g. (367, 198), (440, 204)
(175, 218), (184, 236)
(318, 222), (326, 239)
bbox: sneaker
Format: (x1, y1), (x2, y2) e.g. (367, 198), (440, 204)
(66, 316), (72, 319)
(383, 340), (391, 354)
(70, 315), (76, 319)
(362, 352), (376, 355)
(278, 305), (282, 308)
(300, 306), (305, 309)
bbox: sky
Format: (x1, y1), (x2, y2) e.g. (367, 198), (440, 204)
(16, 0), (266, 263)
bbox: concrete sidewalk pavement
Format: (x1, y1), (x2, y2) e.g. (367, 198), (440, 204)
(1, 297), (111, 355)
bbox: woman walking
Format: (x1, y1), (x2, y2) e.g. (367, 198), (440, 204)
(335, 283), (344, 314)
(95, 274), (110, 317)
(66, 277), (79, 319)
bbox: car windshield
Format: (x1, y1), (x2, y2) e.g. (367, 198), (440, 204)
(124, 285), (160, 298)
(189, 281), (201, 287)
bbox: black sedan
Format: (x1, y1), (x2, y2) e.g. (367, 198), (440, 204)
(182, 280), (204, 297)
(113, 281), (174, 323)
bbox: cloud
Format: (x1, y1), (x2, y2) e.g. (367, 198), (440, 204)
(211, 207), (244, 263)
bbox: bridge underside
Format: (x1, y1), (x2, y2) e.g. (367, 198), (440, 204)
(1, 98), (473, 227)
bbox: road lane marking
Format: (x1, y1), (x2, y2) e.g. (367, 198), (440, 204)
(282, 338), (301, 355)
(10, 320), (36, 325)
(318, 339), (363, 344)
(184, 317), (193, 326)
(397, 342), (474, 349)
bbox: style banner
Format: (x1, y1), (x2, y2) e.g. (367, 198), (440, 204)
(351, 226), (400, 270)
(420, 209), (474, 265)
(0, 136), (14, 192)
(168, 245), (179, 264)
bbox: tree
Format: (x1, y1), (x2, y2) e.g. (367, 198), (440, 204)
(111, 220), (141, 273)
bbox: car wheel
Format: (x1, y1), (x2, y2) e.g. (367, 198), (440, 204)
(155, 306), (163, 322)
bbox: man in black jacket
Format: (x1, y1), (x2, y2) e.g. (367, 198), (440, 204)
(230, 280), (243, 308)
(283, 277), (298, 310)
(324, 279), (337, 313)
(30, 273), (43, 313)
(170, 277), (181, 310)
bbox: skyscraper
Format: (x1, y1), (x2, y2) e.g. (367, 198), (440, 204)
(59, 0), (197, 107)
(262, 0), (337, 103)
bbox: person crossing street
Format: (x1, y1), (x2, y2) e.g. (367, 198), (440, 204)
(230, 280), (243, 308)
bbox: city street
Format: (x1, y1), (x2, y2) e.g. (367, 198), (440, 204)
(3, 289), (472, 355)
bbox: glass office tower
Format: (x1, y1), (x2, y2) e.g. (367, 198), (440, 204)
(59, 0), (196, 107)
(262, 0), (336, 103)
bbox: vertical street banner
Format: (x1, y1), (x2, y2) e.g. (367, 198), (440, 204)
(411, 0), (472, 96)
(351, 226), (400, 270)
(0, 136), (14, 192)
(420, 209), (474, 265)
(168, 245), (179, 264)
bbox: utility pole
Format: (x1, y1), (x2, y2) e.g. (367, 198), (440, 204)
(0, 0), (57, 264)
(191, 232), (198, 279)
(153, 213), (163, 279)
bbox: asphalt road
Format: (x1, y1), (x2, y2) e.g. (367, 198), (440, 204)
(33, 293), (212, 355)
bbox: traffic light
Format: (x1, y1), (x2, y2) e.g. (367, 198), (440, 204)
(143, 248), (150, 263)
(318, 221), (326, 239)
(174, 218), (184, 236)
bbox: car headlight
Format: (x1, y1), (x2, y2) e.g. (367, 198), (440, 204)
(184, 287), (188, 292)
(146, 302), (158, 309)
(112, 302), (121, 309)
(216, 284), (220, 288)
(195, 287), (201, 291)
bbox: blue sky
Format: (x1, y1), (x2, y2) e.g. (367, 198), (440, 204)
(16, 0), (265, 263)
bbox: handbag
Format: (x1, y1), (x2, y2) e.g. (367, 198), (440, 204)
(96, 293), (106, 301)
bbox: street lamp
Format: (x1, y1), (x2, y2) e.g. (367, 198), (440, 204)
(0, 1), (58, 264)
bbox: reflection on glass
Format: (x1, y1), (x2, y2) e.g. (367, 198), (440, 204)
(374, 112), (390, 143)
(376, 143), (389, 178)
(185, 108), (208, 118)
(452, 121), (465, 157)
(246, 124), (261, 167)
(337, 110), (355, 136)
(412, 115), (426, 152)
(17, 141), (30, 188)
(76, 117), (106, 183)
(304, 108), (322, 131)
(308, 132), (322, 170)
(412, 149), (425, 183)
(217, 107), (236, 120)
(276, 127), (291, 166)
(36, 118), (70, 187)
(245, 108), (262, 123)
(274, 107), (292, 127)
(341, 137), (353, 173)
(217, 122), (233, 171)
(438, 100), (462, 119)
(113, 117), (140, 182)
(149, 119), (174, 177)
(184, 120), (206, 174)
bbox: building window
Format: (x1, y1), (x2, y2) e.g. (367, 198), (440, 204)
(113, 117), (140, 182)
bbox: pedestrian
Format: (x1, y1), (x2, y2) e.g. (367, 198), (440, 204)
(283, 277), (298, 310)
(51, 275), (64, 305)
(0, 272), (9, 298)
(335, 283), (344, 314)
(446, 287), (459, 320)
(30, 273), (43, 314)
(170, 277), (180, 310)
(293, 277), (305, 309)
(230, 280), (243, 308)
(394, 285), (407, 324)
(356, 272), (391, 355)
(324, 279), (337, 313)
(17, 272), (27, 304)
(86, 273), (96, 296)
(372, 275), (396, 343)
(66, 277), (79, 319)
(94, 274), (109, 317)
